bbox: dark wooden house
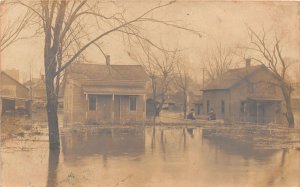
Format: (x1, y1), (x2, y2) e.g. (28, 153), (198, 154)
(63, 63), (148, 125)
(202, 60), (284, 124)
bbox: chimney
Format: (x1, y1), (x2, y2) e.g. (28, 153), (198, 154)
(246, 58), (251, 68)
(106, 55), (110, 66)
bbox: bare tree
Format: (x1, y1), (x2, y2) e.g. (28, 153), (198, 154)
(247, 27), (295, 128)
(205, 42), (235, 80)
(0, 1), (33, 52)
(16, 0), (200, 149)
(129, 45), (179, 124)
(154, 50), (179, 117)
(175, 58), (190, 119)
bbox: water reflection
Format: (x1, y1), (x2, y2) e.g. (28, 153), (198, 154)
(204, 136), (278, 161)
(1, 126), (299, 187)
(61, 127), (145, 161)
(186, 127), (194, 138)
(50, 127), (299, 186)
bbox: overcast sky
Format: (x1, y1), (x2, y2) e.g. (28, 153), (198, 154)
(1, 0), (299, 82)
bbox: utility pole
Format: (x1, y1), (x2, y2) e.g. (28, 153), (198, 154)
(200, 67), (206, 89)
(29, 62), (32, 100)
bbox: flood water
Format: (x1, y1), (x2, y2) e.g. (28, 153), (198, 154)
(0, 126), (299, 187)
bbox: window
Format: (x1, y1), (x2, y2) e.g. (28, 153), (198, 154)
(221, 100), (225, 114)
(206, 100), (210, 113)
(64, 96), (68, 110)
(88, 95), (97, 111)
(129, 96), (137, 111)
(197, 104), (202, 115)
(240, 101), (245, 113)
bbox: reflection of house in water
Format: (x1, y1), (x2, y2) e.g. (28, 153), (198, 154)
(63, 58), (148, 125)
(202, 59), (284, 124)
(61, 128), (145, 160)
(0, 71), (31, 115)
(204, 136), (277, 161)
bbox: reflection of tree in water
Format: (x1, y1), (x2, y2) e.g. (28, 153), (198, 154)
(160, 130), (165, 151)
(102, 154), (108, 168)
(160, 130), (167, 160)
(46, 149), (60, 187)
(265, 149), (290, 187)
(61, 128), (145, 161)
(182, 128), (186, 151)
(150, 127), (197, 158)
(151, 127), (156, 151)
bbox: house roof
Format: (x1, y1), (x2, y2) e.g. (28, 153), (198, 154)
(1, 71), (29, 91)
(203, 65), (265, 91)
(68, 63), (149, 82)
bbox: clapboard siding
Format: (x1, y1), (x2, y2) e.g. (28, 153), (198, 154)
(63, 64), (148, 125)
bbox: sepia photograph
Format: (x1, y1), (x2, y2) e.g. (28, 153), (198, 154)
(0, 0), (299, 186)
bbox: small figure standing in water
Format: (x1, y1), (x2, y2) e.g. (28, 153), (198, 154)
(187, 109), (196, 120)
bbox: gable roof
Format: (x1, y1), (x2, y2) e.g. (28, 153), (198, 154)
(1, 71), (29, 91)
(68, 63), (149, 82)
(203, 65), (266, 91)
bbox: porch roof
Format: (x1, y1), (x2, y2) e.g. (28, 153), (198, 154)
(247, 96), (282, 102)
(82, 86), (145, 95)
(1, 96), (32, 101)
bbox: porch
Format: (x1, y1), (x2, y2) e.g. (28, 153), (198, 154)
(83, 86), (146, 124)
(240, 97), (282, 124)
(1, 97), (31, 116)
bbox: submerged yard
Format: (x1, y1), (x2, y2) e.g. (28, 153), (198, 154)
(0, 117), (299, 187)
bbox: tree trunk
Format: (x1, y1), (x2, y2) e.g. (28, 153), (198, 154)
(46, 94), (60, 149)
(183, 92), (187, 119)
(0, 99), (2, 121)
(46, 148), (60, 187)
(46, 83), (60, 149)
(45, 58), (60, 149)
(281, 85), (294, 128)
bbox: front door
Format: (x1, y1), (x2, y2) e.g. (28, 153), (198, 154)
(99, 95), (112, 122)
(114, 96), (121, 124)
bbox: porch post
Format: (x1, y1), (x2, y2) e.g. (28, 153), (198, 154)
(85, 93), (88, 121)
(111, 94), (115, 124)
(244, 102), (247, 122)
(143, 94), (146, 124)
(256, 102), (259, 124)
